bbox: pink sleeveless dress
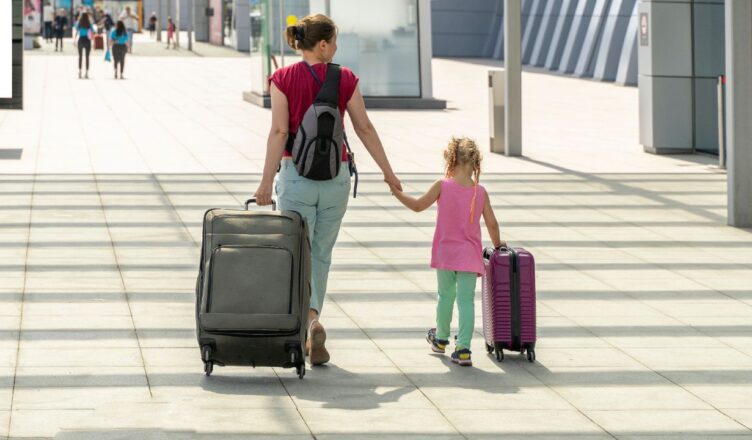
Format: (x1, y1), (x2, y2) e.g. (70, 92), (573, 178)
(431, 179), (487, 276)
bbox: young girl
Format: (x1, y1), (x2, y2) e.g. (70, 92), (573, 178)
(390, 137), (504, 366)
(166, 17), (176, 49)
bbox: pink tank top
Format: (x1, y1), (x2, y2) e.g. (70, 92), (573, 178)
(431, 179), (487, 276)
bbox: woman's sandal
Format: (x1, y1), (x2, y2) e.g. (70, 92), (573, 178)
(307, 320), (330, 366)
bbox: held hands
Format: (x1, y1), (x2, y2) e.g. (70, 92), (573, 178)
(384, 172), (402, 193)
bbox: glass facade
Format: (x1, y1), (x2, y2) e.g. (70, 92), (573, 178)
(250, 0), (422, 98)
(330, 0), (420, 97)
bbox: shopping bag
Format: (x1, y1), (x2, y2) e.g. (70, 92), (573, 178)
(104, 49), (111, 62)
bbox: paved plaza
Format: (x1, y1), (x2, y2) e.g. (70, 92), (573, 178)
(0, 45), (751, 439)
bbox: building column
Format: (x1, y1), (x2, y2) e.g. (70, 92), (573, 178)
(725, 0), (752, 227)
(504, 0), (522, 157)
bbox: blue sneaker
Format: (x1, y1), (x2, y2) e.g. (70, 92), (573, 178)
(451, 348), (473, 366)
(426, 328), (449, 354)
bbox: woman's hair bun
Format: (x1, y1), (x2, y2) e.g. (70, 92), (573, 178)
(285, 14), (336, 51)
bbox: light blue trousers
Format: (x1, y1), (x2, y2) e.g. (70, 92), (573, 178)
(275, 160), (350, 314)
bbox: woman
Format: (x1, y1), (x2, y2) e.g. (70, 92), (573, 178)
(53, 9), (67, 52)
(73, 12), (94, 78)
(109, 20), (130, 79)
(148, 12), (157, 38)
(254, 14), (401, 366)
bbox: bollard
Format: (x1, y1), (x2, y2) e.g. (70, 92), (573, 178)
(489, 69), (506, 154)
(718, 75), (726, 169)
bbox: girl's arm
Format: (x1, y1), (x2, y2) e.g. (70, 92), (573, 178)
(392, 180), (441, 212)
(482, 195), (505, 248)
(346, 86), (401, 191)
(254, 83), (289, 205)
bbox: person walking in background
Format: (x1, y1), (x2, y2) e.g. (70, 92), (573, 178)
(109, 20), (130, 80)
(148, 12), (157, 39)
(42, 1), (54, 43)
(254, 14), (401, 366)
(120, 6), (139, 53)
(390, 137), (504, 367)
(73, 12), (94, 78)
(166, 17), (176, 49)
(52, 8), (67, 51)
(100, 10), (114, 40)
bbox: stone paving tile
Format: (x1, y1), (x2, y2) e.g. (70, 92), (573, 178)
(2, 52), (751, 438)
(584, 409), (749, 436)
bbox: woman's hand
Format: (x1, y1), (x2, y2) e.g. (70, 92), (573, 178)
(384, 172), (402, 192)
(254, 180), (274, 206)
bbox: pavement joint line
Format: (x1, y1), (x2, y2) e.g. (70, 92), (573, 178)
(510, 189), (752, 431)
(6, 54), (49, 440)
(330, 228), (470, 439)
(271, 368), (317, 440)
(91, 64), (317, 433)
(85, 79), (158, 399)
(552, 233), (752, 431)
(521, 157), (728, 225)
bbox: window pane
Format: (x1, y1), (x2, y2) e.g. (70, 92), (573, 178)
(330, 0), (420, 97)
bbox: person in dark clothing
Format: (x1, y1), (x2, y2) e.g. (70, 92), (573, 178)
(148, 12), (157, 38)
(109, 20), (130, 79)
(53, 9), (67, 52)
(74, 12), (94, 78)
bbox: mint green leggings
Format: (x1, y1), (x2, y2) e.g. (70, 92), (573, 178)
(436, 269), (477, 349)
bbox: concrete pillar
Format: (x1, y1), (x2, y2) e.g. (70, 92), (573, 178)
(725, 0), (752, 227)
(188, 0), (193, 50)
(156, 0), (162, 42)
(419, 0), (435, 100)
(504, 0), (522, 156)
(175, 0), (181, 47)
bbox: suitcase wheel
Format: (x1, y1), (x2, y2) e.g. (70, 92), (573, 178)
(526, 349), (536, 363)
(290, 347), (305, 380)
(202, 346), (214, 376)
(485, 343), (494, 354)
(495, 348), (504, 362)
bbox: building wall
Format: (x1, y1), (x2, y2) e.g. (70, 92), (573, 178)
(142, 0), (193, 30)
(431, 0), (639, 86)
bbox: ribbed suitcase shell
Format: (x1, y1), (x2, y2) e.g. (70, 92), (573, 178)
(482, 247), (537, 361)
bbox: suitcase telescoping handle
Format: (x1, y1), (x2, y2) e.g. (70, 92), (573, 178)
(483, 245), (510, 260)
(244, 198), (277, 211)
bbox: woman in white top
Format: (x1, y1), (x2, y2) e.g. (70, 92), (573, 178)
(43, 1), (54, 43)
(119, 6), (139, 53)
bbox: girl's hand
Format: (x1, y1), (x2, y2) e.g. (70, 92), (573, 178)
(254, 180), (274, 206)
(384, 172), (402, 192)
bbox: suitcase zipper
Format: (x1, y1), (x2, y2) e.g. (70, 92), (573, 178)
(509, 248), (521, 351)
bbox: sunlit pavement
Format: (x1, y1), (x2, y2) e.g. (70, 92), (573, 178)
(0, 44), (750, 439)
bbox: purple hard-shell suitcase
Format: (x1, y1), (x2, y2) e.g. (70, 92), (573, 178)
(482, 247), (537, 362)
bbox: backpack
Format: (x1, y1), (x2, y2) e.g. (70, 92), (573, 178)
(286, 63), (358, 197)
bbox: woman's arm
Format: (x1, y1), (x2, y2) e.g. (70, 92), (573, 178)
(346, 86), (401, 191)
(392, 180), (441, 213)
(254, 83), (289, 206)
(482, 195), (504, 248)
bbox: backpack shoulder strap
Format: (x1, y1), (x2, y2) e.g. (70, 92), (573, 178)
(314, 63), (341, 106)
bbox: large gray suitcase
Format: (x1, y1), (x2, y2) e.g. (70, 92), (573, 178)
(196, 198), (311, 379)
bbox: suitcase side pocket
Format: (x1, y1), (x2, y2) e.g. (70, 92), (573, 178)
(202, 245), (298, 333)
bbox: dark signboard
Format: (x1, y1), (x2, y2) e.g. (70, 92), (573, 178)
(1, 0), (22, 109)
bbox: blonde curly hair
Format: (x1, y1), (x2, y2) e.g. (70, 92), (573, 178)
(444, 137), (482, 223)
